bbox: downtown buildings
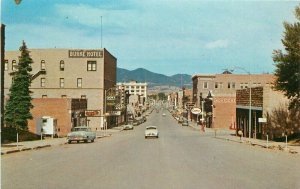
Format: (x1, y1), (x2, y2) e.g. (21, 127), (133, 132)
(191, 72), (276, 134)
(4, 48), (117, 136)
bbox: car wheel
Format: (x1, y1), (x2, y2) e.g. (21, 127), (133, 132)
(84, 140), (88, 143)
(91, 139), (94, 143)
(77, 141), (79, 143)
(145, 136), (147, 139)
(68, 140), (71, 144)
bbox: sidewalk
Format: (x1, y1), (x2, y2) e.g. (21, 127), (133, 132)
(1, 126), (124, 155)
(188, 122), (300, 155)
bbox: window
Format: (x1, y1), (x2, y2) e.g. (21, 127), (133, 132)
(77, 78), (82, 88)
(4, 60), (8, 71)
(214, 82), (223, 89)
(228, 82), (236, 89)
(40, 78), (45, 87)
(81, 95), (86, 99)
(42, 95), (48, 98)
(41, 60), (46, 70)
(203, 82), (208, 89)
(232, 82), (236, 89)
(215, 82), (219, 89)
(61, 95), (67, 98)
(87, 61), (97, 71)
(60, 60), (65, 71)
(12, 60), (17, 71)
(60, 78), (64, 88)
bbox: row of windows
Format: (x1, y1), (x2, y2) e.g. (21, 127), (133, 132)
(40, 78), (83, 88)
(42, 95), (87, 99)
(202, 82), (262, 89)
(4, 60), (97, 72)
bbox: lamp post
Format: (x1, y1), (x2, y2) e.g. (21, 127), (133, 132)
(231, 67), (252, 139)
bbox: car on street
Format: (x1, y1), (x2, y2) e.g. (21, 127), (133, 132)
(123, 124), (134, 130)
(162, 113), (166, 116)
(145, 126), (159, 139)
(67, 126), (96, 144)
(178, 117), (184, 124)
(182, 119), (189, 126)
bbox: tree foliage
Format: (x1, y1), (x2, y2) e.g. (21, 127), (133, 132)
(273, 5), (300, 109)
(158, 92), (167, 100)
(4, 41), (33, 130)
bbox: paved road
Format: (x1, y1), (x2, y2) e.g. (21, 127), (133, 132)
(2, 110), (300, 189)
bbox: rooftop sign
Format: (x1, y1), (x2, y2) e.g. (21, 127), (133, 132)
(69, 50), (103, 58)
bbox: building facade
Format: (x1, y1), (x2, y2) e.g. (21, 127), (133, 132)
(236, 86), (289, 138)
(116, 81), (147, 102)
(4, 48), (117, 131)
(192, 72), (274, 129)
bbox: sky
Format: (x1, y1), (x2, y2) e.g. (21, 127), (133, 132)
(1, 0), (299, 76)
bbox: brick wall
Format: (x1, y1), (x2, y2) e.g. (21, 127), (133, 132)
(213, 96), (236, 129)
(28, 98), (72, 137)
(236, 87), (263, 107)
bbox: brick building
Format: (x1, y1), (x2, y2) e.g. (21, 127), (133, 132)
(4, 48), (117, 131)
(28, 98), (87, 136)
(236, 86), (288, 138)
(192, 72), (274, 129)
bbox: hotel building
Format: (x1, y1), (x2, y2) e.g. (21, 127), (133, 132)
(4, 48), (117, 133)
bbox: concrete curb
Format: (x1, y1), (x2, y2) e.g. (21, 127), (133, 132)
(2, 133), (116, 155)
(215, 136), (298, 155)
(2, 144), (52, 155)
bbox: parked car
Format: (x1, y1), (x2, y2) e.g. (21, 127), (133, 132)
(178, 117), (184, 124)
(67, 126), (96, 144)
(145, 126), (159, 139)
(123, 124), (134, 130)
(182, 119), (189, 126)
(162, 113), (166, 116)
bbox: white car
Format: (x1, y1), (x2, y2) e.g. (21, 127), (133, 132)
(162, 113), (166, 116)
(145, 126), (159, 139)
(123, 124), (134, 130)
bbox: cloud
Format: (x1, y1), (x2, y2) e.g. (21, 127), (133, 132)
(205, 40), (229, 49)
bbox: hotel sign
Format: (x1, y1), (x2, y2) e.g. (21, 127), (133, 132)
(69, 50), (103, 58)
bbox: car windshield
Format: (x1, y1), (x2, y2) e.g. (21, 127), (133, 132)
(72, 127), (88, 131)
(146, 127), (157, 130)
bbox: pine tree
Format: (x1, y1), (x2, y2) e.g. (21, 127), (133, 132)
(273, 5), (300, 109)
(4, 41), (33, 131)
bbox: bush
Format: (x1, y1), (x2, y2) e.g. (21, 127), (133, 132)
(1, 127), (40, 143)
(264, 105), (300, 140)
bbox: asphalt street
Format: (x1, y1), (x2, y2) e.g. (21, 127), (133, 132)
(2, 110), (300, 189)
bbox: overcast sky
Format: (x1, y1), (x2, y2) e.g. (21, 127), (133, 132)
(1, 0), (299, 75)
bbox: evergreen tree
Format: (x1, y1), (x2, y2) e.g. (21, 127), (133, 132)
(273, 5), (300, 109)
(4, 41), (33, 130)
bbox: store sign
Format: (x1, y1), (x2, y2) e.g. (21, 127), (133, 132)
(191, 108), (201, 115)
(69, 50), (103, 58)
(85, 110), (101, 117)
(258, 118), (267, 123)
(108, 111), (121, 116)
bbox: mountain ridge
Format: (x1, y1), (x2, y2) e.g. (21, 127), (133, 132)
(117, 67), (192, 87)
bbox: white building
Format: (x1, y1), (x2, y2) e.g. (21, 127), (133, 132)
(116, 81), (148, 101)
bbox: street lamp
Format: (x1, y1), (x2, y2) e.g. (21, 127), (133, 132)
(230, 67), (252, 139)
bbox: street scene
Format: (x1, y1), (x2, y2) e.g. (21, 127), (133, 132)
(2, 109), (300, 189)
(1, 1), (300, 189)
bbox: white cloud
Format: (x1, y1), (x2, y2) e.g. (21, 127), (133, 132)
(205, 39), (229, 49)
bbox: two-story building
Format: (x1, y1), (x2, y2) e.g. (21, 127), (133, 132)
(192, 71), (274, 129)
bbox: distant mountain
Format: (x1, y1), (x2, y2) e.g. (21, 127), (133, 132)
(117, 67), (192, 88)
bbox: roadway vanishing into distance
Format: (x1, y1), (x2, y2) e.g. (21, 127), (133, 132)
(2, 110), (300, 189)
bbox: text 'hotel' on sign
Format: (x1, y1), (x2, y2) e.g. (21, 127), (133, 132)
(69, 50), (103, 58)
